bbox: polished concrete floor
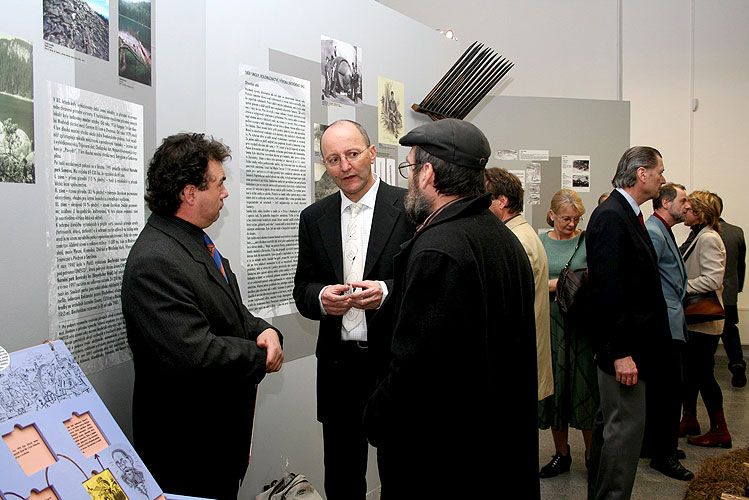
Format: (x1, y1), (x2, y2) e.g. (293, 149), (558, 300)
(538, 353), (749, 500)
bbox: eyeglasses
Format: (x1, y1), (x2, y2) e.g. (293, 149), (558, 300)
(322, 148), (369, 166)
(554, 215), (583, 224)
(398, 161), (419, 179)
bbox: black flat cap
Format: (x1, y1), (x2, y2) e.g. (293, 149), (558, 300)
(399, 118), (491, 170)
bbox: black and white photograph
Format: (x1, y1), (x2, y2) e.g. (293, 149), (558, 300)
(321, 35), (362, 106)
(118, 0), (152, 86)
(0, 33), (34, 184)
(572, 174), (590, 188)
(572, 158), (590, 173)
(562, 154), (591, 192)
(313, 122), (328, 158)
(496, 149), (519, 160)
(43, 0), (110, 61)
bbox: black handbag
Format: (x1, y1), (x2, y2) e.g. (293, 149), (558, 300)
(556, 231), (587, 315)
(683, 291), (725, 324)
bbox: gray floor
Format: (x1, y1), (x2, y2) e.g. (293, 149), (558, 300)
(366, 354), (747, 500)
(539, 354), (749, 500)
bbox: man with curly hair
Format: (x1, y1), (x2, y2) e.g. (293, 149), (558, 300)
(122, 133), (283, 500)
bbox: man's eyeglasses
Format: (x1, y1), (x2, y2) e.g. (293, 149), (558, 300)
(322, 148), (369, 166)
(398, 161), (419, 179)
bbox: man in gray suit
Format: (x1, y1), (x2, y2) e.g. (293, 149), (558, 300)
(716, 198), (746, 387)
(643, 183), (694, 481)
(122, 133), (283, 500)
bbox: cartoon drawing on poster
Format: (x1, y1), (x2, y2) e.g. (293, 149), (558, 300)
(378, 77), (404, 145)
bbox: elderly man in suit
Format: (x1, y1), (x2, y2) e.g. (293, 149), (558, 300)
(122, 133), (283, 500)
(293, 120), (415, 500)
(642, 182), (694, 481)
(586, 146), (671, 500)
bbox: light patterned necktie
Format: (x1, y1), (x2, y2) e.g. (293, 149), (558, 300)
(204, 233), (228, 282)
(342, 203), (364, 331)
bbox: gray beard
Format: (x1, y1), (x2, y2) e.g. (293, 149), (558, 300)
(669, 207), (685, 224)
(404, 182), (432, 226)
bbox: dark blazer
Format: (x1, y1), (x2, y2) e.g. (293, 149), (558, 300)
(586, 189), (670, 378)
(293, 181), (415, 421)
(122, 212), (280, 497)
(719, 218), (746, 306)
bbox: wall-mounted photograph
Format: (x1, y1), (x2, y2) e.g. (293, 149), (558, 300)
(321, 36), (362, 106)
(0, 33), (34, 184)
(378, 76), (404, 145)
(43, 0), (110, 61)
(118, 0), (152, 86)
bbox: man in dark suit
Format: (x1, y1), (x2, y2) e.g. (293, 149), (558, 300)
(586, 146), (671, 500)
(716, 203), (746, 387)
(642, 182), (694, 481)
(122, 133), (283, 500)
(293, 120), (415, 500)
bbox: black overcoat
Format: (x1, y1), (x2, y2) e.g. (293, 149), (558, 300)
(364, 194), (540, 498)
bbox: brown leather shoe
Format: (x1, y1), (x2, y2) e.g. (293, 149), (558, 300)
(687, 410), (732, 448)
(678, 414), (701, 437)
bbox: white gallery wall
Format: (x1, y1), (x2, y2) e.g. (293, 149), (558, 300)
(382, 0), (749, 327)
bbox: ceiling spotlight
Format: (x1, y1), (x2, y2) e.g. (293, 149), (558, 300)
(437, 28), (458, 41)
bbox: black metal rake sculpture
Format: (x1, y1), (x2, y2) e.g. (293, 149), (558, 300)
(413, 41), (514, 121)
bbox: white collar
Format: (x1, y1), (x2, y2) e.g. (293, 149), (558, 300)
(340, 175), (380, 214)
(616, 187), (641, 215)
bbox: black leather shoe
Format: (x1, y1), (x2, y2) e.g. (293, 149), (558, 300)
(674, 448), (686, 460)
(539, 446), (572, 478)
(650, 456), (694, 481)
(729, 362), (747, 388)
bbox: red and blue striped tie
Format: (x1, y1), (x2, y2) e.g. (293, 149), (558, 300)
(204, 233), (228, 282)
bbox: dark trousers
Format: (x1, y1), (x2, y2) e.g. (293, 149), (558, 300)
(721, 305), (745, 366)
(684, 331), (723, 412)
(588, 368), (646, 500)
(641, 339), (684, 459)
(322, 420), (372, 500)
(319, 344), (379, 500)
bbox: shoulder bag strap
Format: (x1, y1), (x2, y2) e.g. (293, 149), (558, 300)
(562, 230), (586, 271)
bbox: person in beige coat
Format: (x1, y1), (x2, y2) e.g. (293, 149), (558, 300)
(485, 168), (554, 401)
(679, 190), (731, 448)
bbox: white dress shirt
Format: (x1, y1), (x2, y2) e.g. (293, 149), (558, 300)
(319, 175), (388, 341)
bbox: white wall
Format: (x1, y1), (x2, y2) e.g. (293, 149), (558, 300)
(381, 0), (749, 330)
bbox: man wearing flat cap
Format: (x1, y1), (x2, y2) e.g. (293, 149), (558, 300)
(364, 118), (540, 499)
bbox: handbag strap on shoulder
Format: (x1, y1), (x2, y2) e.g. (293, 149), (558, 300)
(562, 230), (586, 271)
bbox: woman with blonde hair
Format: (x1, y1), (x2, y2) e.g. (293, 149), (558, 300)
(679, 190), (731, 448)
(537, 189), (599, 477)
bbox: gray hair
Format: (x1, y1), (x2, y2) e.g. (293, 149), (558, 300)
(612, 146), (662, 189)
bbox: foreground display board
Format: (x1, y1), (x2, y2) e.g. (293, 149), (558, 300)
(0, 341), (178, 500)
